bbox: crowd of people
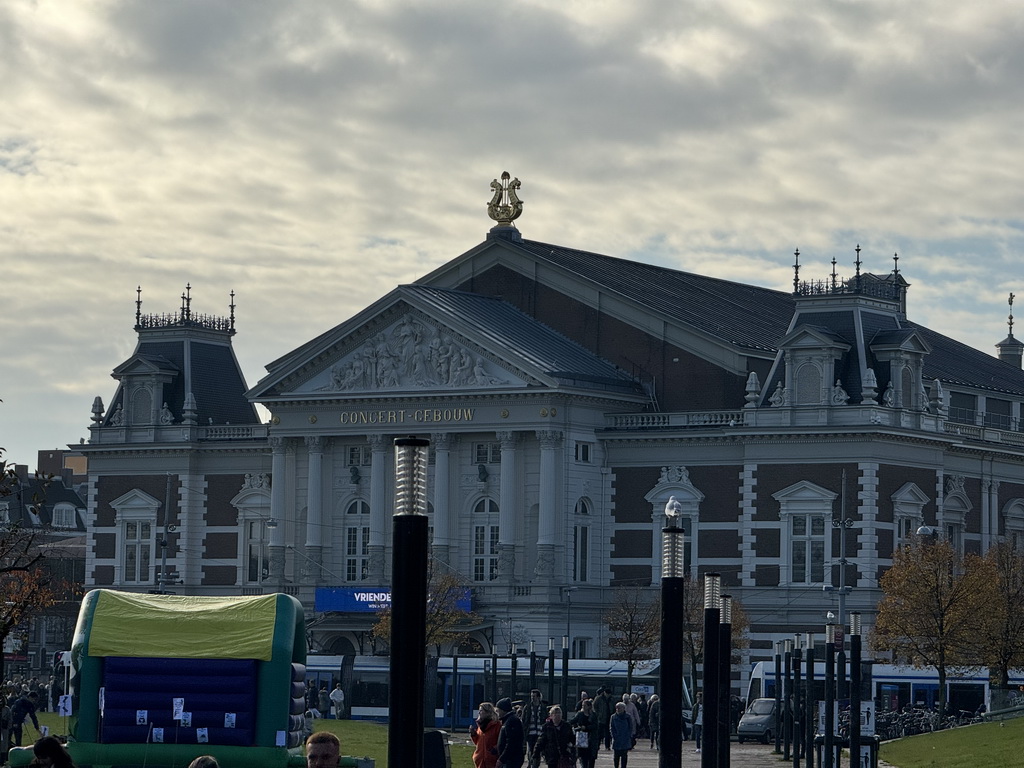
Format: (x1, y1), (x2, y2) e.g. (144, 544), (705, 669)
(469, 687), (702, 768)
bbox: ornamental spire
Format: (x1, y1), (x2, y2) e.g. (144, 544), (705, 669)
(486, 171), (523, 227)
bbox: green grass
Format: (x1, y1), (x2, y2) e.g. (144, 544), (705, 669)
(879, 717), (1024, 768)
(34, 713), (476, 768)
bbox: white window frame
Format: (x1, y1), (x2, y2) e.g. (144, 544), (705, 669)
(1002, 499), (1024, 550)
(773, 481), (837, 586)
(346, 445), (372, 467)
(472, 498), (499, 582)
(110, 489), (161, 585)
(574, 441), (593, 463)
(344, 499), (370, 582)
(474, 443), (501, 465)
(940, 485), (970, 555)
(892, 482), (929, 549)
(232, 486), (274, 586)
(51, 502), (77, 530)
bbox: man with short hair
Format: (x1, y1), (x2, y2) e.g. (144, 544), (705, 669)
(329, 682), (346, 719)
(10, 691), (40, 746)
(306, 731), (341, 768)
(520, 689), (546, 763)
(593, 688), (613, 751)
(495, 697), (526, 768)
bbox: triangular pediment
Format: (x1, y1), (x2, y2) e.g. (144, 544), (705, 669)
(293, 311), (528, 395)
(869, 328), (931, 355)
(111, 354), (179, 380)
(778, 325), (851, 352)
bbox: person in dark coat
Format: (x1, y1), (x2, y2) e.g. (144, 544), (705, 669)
(496, 697), (526, 768)
(647, 695), (660, 749)
(532, 706), (574, 768)
(592, 688), (613, 751)
(570, 698), (597, 768)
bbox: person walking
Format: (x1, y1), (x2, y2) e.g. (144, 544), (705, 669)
(495, 697), (526, 768)
(532, 706), (574, 768)
(593, 688), (613, 751)
(647, 695), (660, 749)
(521, 689), (547, 764)
(471, 702), (501, 768)
(570, 698), (597, 768)
(691, 692), (704, 753)
(11, 691), (40, 747)
(610, 702), (634, 768)
(329, 683), (346, 720)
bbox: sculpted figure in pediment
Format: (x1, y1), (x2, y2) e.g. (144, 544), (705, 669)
(317, 316), (509, 392)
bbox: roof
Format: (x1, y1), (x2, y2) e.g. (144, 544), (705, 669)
(910, 322), (1024, 396)
(513, 239), (796, 353)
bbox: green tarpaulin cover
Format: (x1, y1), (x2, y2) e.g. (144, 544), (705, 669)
(87, 590), (280, 660)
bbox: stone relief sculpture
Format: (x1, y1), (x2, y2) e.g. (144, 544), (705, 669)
(830, 380), (849, 405)
(769, 382), (789, 407)
(109, 403), (125, 426)
(243, 473), (270, 490)
(882, 382), (896, 407)
(659, 466), (690, 484)
(159, 402), (175, 425)
(318, 317), (510, 392)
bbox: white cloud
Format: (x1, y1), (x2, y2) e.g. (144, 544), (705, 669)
(3, 0), (1024, 462)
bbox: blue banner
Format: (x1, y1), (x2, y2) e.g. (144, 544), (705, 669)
(314, 587), (471, 613)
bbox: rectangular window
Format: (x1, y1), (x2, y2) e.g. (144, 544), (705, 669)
(791, 515), (826, 584)
(474, 443), (501, 465)
(985, 398), (1013, 429)
(347, 446), (372, 466)
(948, 392), (977, 425)
(573, 526), (590, 582)
(123, 520), (152, 583)
(473, 524), (499, 582)
(574, 442), (593, 463)
(573, 639), (589, 659)
(245, 519), (268, 583)
(946, 523), (964, 553)
(51, 505), (76, 529)
(345, 526), (369, 582)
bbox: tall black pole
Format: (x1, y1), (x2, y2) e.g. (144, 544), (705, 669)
(659, 509), (685, 768)
(529, 641), (538, 696)
(783, 640), (792, 761)
(849, 614), (862, 768)
(547, 639), (555, 705)
(804, 635), (815, 768)
(701, 573), (721, 768)
(823, 623), (836, 768)
(718, 595), (732, 768)
(793, 639), (802, 768)
(562, 636), (570, 712)
(492, 652), (499, 701)
(511, 644), (518, 702)
(388, 437), (430, 768)
(774, 642), (783, 754)
(450, 655), (459, 731)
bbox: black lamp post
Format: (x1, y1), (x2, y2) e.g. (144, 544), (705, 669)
(701, 573), (721, 768)
(718, 595), (732, 768)
(792, 635), (802, 768)
(388, 436), (430, 768)
(774, 641), (783, 754)
(547, 638), (555, 705)
(804, 633), (815, 768)
(849, 613), (862, 768)
(823, 619), (836, 768)
(511, 643), (518, 701)
(783, 638), (793, 761)
(659, 499), (685, 768)
(529, 640), (538, 695)
(562, 635), (570, 712)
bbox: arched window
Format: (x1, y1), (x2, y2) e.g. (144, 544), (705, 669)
(573, 498), (592, 583)
(472, 498), (499, 582)
(344, 500), (370, 582)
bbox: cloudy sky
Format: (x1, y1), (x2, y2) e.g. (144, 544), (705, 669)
(3, 0), (1024, 467)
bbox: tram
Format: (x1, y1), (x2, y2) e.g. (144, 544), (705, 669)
(305, 655), (679, 728)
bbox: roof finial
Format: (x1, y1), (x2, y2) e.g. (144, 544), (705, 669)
(486, 171), (523, 227)
(831, 255), (837, 291)
(185, 283), (192, 320)
(230, 290), (236, 332)
(793, 248), (801, 294)
(1010, 292), (1016, 338)
(135, 286), (142, 327)
(893, 252), (900, 279)
(854, 244), (862, 291)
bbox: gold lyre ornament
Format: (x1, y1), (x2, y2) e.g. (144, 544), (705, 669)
(487, 171), (523, 226)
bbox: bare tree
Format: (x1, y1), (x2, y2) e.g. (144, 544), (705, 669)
(604, 585), (660, 690)
(978, 542), (1024, 687)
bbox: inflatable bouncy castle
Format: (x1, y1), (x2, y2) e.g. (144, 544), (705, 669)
(11, 589), (308, 767)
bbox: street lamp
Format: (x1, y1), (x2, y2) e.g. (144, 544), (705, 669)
(660, 500), (686, 768)
(824, 617), (837, 768)
(701, 573), (721, 768)
(564, 586), (579, 658)
(792, 634), (802, 768)
(388, 436), (430, 768)
(774, 640), (783, 754)
(783, 638), (793, 761)
(803, 634), (815, 768)
(719, 595), (733, 768)
(849, 613), (862, 768)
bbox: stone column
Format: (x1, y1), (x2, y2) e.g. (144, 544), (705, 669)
(534, 430), (563, 578)
(268, 436), (287, 581)
(496, 431), (519, 579)
(304, 436), (326, 583)
(367, 434), (389, 582)
(431, 432), (453, 566)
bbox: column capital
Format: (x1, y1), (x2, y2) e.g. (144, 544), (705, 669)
(269, 435), (288, 452)
(496, 430), (520, 449)
(305, 435), (328, 452)
(536, 430), (564, 449)
(431, 432), (456, 450)
(367, 433), (388, 451)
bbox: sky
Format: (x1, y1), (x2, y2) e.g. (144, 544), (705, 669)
(3, 0), (1024, 468)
